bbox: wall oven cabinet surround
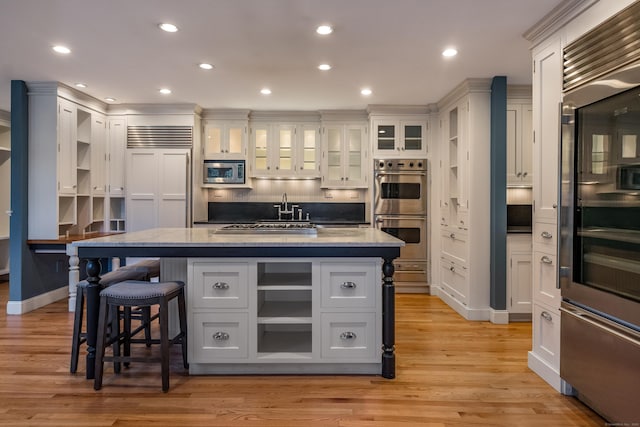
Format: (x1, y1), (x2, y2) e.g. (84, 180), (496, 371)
(250, 120), (320, 178)
(321, 122), (368, 188)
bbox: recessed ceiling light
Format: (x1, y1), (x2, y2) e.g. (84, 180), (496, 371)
(199, 63), (214, 70)
(159, 88), (171, 95)
(442, 48), (458, 57)
(158, 23), (178, 33)
(361, 88), (372, 96)
(104, 97), (116, 102)
(52, 45), (71, 54)
(318, 64), (332, 71)
(75, 83), (87, 88)
(316, 25), (333, 35)
(261, 88), (272, 95)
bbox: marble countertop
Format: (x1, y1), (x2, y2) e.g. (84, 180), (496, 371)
(70, 227), (405, 248)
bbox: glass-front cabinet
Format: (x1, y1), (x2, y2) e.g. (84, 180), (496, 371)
(321, 123), (368, 188)
(204, 120), (247, 159)
(371, 117), (427, 158)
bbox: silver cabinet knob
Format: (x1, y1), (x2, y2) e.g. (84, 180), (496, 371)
(213, 332), (229, 341)
(540, 311), (553, 322)
(541, 256), (553, 264)
(541, 231), (553, 239)
(341, 281), (357, 289)
(340, 331), (357, 340)
(449, 233), (455, 239)
(212, 282), (229, 290)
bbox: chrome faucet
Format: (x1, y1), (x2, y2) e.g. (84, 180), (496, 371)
(274, 192), (295, 220)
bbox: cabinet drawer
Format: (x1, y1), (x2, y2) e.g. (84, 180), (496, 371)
(532, 304), (560, 369)
(191, 312), (248, 362)
(440, 257), (468, 305)
(321, 313), (377, 360)
(532, 251), (560, 306)
(321, 262), (378, 309)
(533, 221), (557, 250)
(191, 262), (249, 309)
(441, 229), (467, 264)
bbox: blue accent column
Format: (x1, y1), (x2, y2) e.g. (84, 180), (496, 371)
(9, 81), (28, 302)
(490, 76), (507, 311)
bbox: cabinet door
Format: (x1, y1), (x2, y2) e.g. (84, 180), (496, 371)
(126, 150), (159, 232)
(509, 252), (532, 314)
(533, 39), (562, 222)
(297, 125), (319, 177)
(57, 98), (77, 195)
(521, 105), (533, 185)
(533, 250), (560, 307)
(157, 150), (189, 228)
(275, 124), (295, 175)
(322, 126), (344, 187)
(401, 120), (426, 155)
(344, 124), (367, 187)
(251, 125), (271, 176)
(373, 120), (397, 154)
(107, 118), (126, 197)
(90, 114), (107, 196)
(204, 120), (247, 159)
(506, 104), (521, 185)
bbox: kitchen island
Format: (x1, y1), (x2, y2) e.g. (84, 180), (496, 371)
(70, 227), (403, 379)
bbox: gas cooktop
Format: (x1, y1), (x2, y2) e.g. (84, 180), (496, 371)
(216, 221), (318, 235)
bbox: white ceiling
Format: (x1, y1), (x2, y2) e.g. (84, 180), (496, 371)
(0, 0), (563, 113)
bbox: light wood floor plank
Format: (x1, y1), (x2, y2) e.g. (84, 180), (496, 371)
(0, 281), (604, 426)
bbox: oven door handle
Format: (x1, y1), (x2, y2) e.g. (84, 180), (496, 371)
(375, 172), (427, 177)
(375, 215), (427, 221)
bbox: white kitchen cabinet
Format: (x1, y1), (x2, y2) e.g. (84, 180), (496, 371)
(250, 122), (320, 178)
(507, 234), (532, 315)
(186, 257), (382, 373)
(507, 102), (533, 186)
(0, 114), (10, 275)
(126, 149), (190, 232)
(107, 117), (126, 232)
(203, 120), (247, 159)
(90, 114), (107, 197)
(433, 79), (491, 321)
(28, 83), (111, 239)
(321, 123), (368, 188)
(371, 118), (428, 158)
(532, 249), (560, 308)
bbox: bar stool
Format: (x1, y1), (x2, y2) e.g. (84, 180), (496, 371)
(94, 280), (188, 393)
(70, 260), (160, 374)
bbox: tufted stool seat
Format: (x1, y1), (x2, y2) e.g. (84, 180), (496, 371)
(94, 280), (188, 393)
(70, 259), (161, 374)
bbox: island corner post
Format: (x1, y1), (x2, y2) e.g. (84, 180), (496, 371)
(74, 234), (401, 380)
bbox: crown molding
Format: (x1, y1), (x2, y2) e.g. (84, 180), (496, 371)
(201, 109), (251, 120)
(437, 78), (492, 110)
(523, 0), (598, 47)
(107, 103), (201, 116)
(507, 85), (532, 100)
(319, 109), (368, 122)
(366, 104), (432, 116)
(26, 81), (108, 114)
(249, 110), (321, 123)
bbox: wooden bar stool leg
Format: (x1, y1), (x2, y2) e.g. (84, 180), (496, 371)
(159, 300), (170, 393)
(178, 292), (188, 369)
(70, 286), (85, 374)
(123, 306), (132, 368)
(94, 296), (109, 391)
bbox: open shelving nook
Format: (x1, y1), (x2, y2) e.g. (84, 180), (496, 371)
(256, 262), (313, 357)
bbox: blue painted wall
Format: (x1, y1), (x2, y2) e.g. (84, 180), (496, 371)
(490, 76), (507, 310)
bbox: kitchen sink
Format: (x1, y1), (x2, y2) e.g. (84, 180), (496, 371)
(216, 221), (318, 235)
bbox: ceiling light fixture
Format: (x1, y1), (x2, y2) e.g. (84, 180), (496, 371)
(260, 88), (272, 95)
(442, 48), (458, 57)
(318, 64), (331, 71)
(361, 88), (372, 96)
(104, 97), (116, 102)
(199, 63), (214, 70)
(75, 83), (87, 88)
(52, 45), (71, 54)
(158, 23), (178, 33)
(316, 25), (333, 35)
(159, 88), (171, 95)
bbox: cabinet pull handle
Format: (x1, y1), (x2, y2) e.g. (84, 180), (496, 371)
(213, 332), (230, 341)
(340, 331), (357, 340)
(541, 256), (553, 264)
(522, 172), (528, 177)
(516, 172), (522, 177)
(540, 311), (553, 322)
(449, 233), (455, 239)
(341, 281), (357, 289)
(552, 203), (557, 208)
(541, 231), (552, 239)
(449, 266), (455, 272)
(212, 282), (229, 290)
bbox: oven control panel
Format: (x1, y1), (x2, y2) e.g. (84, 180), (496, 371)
(375, 159), (427, 172)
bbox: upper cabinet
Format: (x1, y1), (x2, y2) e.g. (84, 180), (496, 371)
(368, 107), (430, 159)
(507, 89), (533, 187)
(320, 122), (368, 188)
(204, 119), (248, 159)
(249, 113), (321, 178)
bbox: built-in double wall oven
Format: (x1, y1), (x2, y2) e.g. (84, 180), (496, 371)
(374, 159), (428, 291)
(559, 7), (640, 422)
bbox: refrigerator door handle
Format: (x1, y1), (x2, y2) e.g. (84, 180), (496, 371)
(560, 304), (640, 347)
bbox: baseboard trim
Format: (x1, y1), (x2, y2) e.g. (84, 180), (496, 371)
(6, 286), (68, 315)
(490, 309), (510, 324)
(527, 350), (562, 392)
(432, 285), (490, 321)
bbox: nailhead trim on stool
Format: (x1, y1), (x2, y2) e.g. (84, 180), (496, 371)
(94, 280), (188, 393)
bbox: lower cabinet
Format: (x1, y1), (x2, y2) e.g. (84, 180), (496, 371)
(187, 257), (382, 373)
(507, 234), (532, 315)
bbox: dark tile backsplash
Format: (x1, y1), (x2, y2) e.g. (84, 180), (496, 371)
(207, 202), (366, 224)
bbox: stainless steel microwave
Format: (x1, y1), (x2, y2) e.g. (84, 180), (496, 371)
(203, 160), (245, 184)
(617, 164), (640, 190)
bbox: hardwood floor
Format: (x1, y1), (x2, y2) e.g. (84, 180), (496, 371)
(0, 281), (605, 426)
